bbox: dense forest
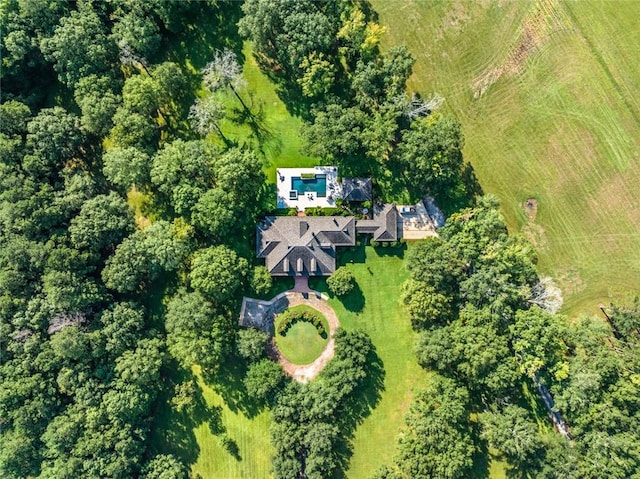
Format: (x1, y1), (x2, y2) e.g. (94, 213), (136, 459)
(1, 1), (639, 479)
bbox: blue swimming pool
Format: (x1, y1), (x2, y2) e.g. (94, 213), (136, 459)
(291, 174), (327, 197)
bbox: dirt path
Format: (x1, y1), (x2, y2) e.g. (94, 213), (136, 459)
(267, 291), (340, 383)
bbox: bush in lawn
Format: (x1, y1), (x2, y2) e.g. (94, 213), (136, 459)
(250, 265), (272, 296)
(327, 266), (355, 296)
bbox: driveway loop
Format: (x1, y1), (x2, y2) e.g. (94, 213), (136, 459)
(240, 290), (340, 383)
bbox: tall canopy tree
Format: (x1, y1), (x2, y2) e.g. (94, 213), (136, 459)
(40, 5), (118, 88)
(68, 192), (135, 253)
(188, 246), (248, 303)
(165, 291), (233, 372)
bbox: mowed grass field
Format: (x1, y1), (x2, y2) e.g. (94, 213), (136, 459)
(371, 0), (640, 317)
(310, 245), (431, 479)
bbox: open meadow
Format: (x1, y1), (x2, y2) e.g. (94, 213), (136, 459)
(371, 0), (640, 317)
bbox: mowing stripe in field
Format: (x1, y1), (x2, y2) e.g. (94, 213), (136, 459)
(371, 0), (640, 317)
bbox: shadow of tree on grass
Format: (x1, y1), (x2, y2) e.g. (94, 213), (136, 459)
(201, 353), (263, 420)
(341, 281), (365, 313)
(333, 344), (386, 478)
(150, 363), (225, 468)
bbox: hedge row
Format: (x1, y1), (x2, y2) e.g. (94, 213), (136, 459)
(304, 207), (350, 217)
(277, 310), (328, 338)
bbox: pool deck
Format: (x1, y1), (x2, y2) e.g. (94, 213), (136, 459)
(276, 166), (339, 211)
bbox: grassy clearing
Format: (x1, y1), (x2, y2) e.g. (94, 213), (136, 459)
(189, 367), (272, 479)
(151, 366), (273, 479)
(217, 42), (319, 183)
(371, 0), (640, 317)
(310, 244), (430, 478)
(275, 305), (329, 365)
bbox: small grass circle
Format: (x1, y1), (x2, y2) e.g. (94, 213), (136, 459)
(274, 305), (329, 365)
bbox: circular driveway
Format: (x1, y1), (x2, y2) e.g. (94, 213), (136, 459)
(268, 291), (339, 383)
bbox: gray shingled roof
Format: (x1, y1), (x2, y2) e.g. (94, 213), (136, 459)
(257, 205), (399, 277)
(341, 177), (372, 202)
(257, 216), (356, 276)
(355, 203), (398, 241)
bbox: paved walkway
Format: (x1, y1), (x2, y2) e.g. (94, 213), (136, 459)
(267, 291), (339, 383)
(292, 275), (310, 292)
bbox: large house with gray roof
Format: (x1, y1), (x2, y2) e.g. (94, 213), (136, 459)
(257, 203), (399, 277)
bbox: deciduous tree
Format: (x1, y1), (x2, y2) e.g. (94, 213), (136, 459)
(165, 291), (233, 371)
(327, 266), (355, 296)
(189, 246), (248, 302)
(40, 6), (118, 87)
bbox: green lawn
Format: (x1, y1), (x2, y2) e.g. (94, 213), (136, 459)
(151, 365), (273, 479)
(311, 244), (432, 478)
(371, 0), (640, 318)
(275, 305), (329, 365)
(189, 366), (272, 479)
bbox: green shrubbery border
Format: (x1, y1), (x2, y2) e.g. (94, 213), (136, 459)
(277, 309), (327, 339)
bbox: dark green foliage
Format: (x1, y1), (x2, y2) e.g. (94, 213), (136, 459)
(236, 328), (270, 362)
(0, 100), (31, 138)
(0, 1), (66, 105)
(369, 465), (403, 479)
(480, 405), (541, 468)
(304, 206), (351, 216)
(395, 376), (475, 479)
(304, 104), (378, 176)
(510, 307), (569, 380)
(244, 359), (286, 403)
(165, 291), (233, 372)
(190, 187), (236, 239)
(110, 107), (160, 149)
(24, 107), (84, 180)
(142, 454), (188, 479)
(327, 266), (355, 296)
(0, 3), (237, 478)
(351, 45), (415, 108)
(189, 246), (248, 303)
(74, 75), (122, 137)
(190, 148), (267, 241)
(102, 221), (189, 293)
(122, 74), (161, 116)
(250, 266), (272, 296)
(400, 279), (453, 328)
(69, 192), (135, 252)
(238, 0), (336, 77)
(416, 306), (520, 397)
(151, 139), (216, 214)
(270, 330), (374, 479)
(40, 5), (118, 88)
(98, 302), (145, 359)
(112, 11), (161, 61)
(609, 296), (640, 340)
(102, 146), (151, 191)
(395, 114), (465, 203)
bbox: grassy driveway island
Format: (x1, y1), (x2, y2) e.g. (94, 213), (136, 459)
(274, 305), (329, 365)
